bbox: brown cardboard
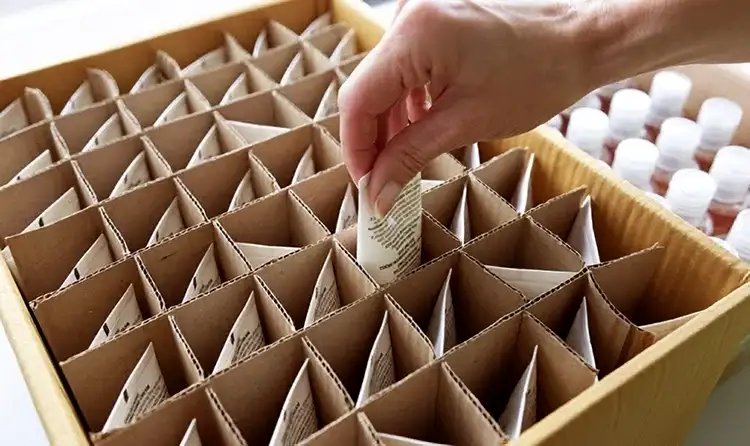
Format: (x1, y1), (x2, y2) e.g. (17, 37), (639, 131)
(96, 388), (247, 446)
(6, 206), (127, 300)
(59, 68), (120, 116)
(361, 362), (500, 445)
(122, 80), (191, 128)
(0, 87), (53, 140)
(190, 61), (277, 106)
(444, 311), (597, 433)
(277, 69), (339, 118)
(137, 223), (249, 309)
(255, 20), (300, 54)
(422, 153), (466, 184)
(317, 113), (340, 142)
(216, 89), (311, 136)
(301, 412), (381, 446)
(101, 177), (206, 253)
(0, 121), (66, 186)
(60, 313), (202, 434)
(526, 187), (588, 245)
(251, 124), (342, 187)
(336, 52), (367, 79)
(54, 101), (135, 155)
(31, 257), (164, 362)
(471, 147), (530, 205)
(291, 164), (355, 234)
(279, 43), (335, 84)
(304, 23), (355, 58)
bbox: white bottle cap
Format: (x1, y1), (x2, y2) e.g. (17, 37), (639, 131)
(645, 70), (692, 127)
(726, 209), (750, 261)
(697, 97), (743, 151)
(655, 117), (702, 172)
(608, 89), (651, 143)
(546, 114), (562, 132)
(611, 138), (659, 190)
(710, 236), (740, 258)
(566, 108), (609, 158)
(708, 145), (750, 204)
(664, 168), (717, 226)
(596, 79), (632, 99)
(562, 92), (602, 117)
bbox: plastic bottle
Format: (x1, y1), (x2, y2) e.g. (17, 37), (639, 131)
(694, 98), (743, 171)
(644, 71), (693, 142)
(611, 138), (660, 191)
(596, 78), (633, 114)
(710, 236), (740, 258)
(707, 145), (750, 236)
(603, 89), (651, 164)
(566, 108), (609, 161)
(650, 117), (702, 196)
(725, 209), (750, 262)
(664, 168), (717, 235)
(560, 92), (602, 135)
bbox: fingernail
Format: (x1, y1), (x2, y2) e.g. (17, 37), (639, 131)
(374, 182), (401, 218)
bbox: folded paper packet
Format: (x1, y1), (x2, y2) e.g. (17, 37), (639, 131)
(566, 196), (601, 265)
(220, 70), (262, 105)
(0, 87), (53, 139)
(109, 152), (152, 198)
(449, 183), (470, 245)
(486, 266), (576, 299)
(252, 20), (299, 57)
(81, 114), (127, 152)
(335, 183), (357, 232)
(377, 433), (451, 446)
(228, 170), (256, 211)
(153, 82), (211, 127)
(89, 284), (144, 350)
(147, 198), (186, 247)
(357, 173), (421, 285)
(427, 268), (457, 357)
(61, 68), (119, 115)
(300, 13), (332, 38)
(181, 244), (222, 303)
(237, 242), (299, 270)
(292, 145), (316, 184)
(303, 250), (342, 327)
(186, 125), (225, 169)
(227, 120), (288, 145)
(212, 291), (266, 375)
(130, 51), (182, 93)
(329, 29), (357, 64)
(280, 51), (306, 85)
(511, 153), (535, 214)
(420, 179), (443, 193)
(498, 345), (538, 440)
(60, 234), (114, 289)
(269, 358), (320, 445)
(181, 34), (250, 77)
(566, 297), (597, 373)
(8, 150), (54, 186)
(102, 342), (169, 433)
(313, 80), (339, 120)
(179, 419), (202, 446)
(356, 311), (396, 407)
(464, 143), (480, 169)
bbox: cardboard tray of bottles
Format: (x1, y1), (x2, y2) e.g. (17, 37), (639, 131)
(1, 0), (750, 445)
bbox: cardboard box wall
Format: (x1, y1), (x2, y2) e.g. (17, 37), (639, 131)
(0, 0), (749, 445)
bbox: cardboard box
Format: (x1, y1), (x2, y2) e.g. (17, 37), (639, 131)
(0, 0), (749, 445)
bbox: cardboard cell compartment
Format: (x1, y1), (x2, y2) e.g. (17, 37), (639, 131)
(252, 20), (300, 56)
(277, 69), (343, 121)
(304, 23), (359, 64)
(291, 164), (357, 234)
(0, 121), (67, 187)
(420, 153), (467, 193)
(0, 87), (53, 140)
(190, 60), (278, 106)
(54, 100), (141, 156)
(317, 113), (340, 142)
(121, 79), (210, 129)
(301, 412), (380, 446)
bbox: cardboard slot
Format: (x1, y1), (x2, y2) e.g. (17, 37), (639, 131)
(291, 164), (357, 234)
(217, 190), (330, 269)
(95, 388), (246, 446)
(61, 315), (202, 434)
(151, 81), (212, 127)
(6, 206), (127, 300)
(450, 143), (481, 170)
(304, 24), (359, 63)
(444, 311), (597, 437)
(79, 107), (142, 153)
(385, 251), (525, 355)
(361, 362), (500, 445)
(128, 50), (182, 94)
(75, 135), (171, 200)
(251, 125), (342, 187)
(59, 68), (120, 116)
(54, 101), (136, 156)
(178, 149), (279, 219)
(277, 70), (340, 120)
(253, 21), (300, 56)
(138, 223), (249, 309)
(422, 174), (518, 244)
(278, 44), (335, 85)
(256, 239), (376, 329)
(0, 87), (53, 140)
(462, 216), (584, 299)
(301, 412), (380, 446)
(216, 90), (311, 143)
(101, 177), (206, 253)
(170, 274), (295, 377)
(304, 293), (433, 405)
(251, 43), (305, 84)
(336, 53), (367, 79)
(300, 13), (332, 38)
(472, 147), (542, 208)
(208, 336), (350, 444)
(181, 33), (251, 77)
(317, 114), (340, 142)
(123, 81), (195, 129)
(31, 257), (163, 362)
(0, 121), (66, 186)
(190, 61), (277, 106)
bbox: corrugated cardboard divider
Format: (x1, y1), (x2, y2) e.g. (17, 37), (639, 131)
(54, 101), (135, 156)
(136, 223), (249, 309)
(7, 206), (127, 300)
(422, 173), (518, 243)
(0, 121), (67, 186)
(190, 60), (278, 106)
(300, 411), (380, 446)
(360, 361), (501, 444)
(251, 42), (305, 84)
(291, 164), (356, 234)
(95, 388), (247, 446)
(304, 23), (356, 58)
(471, 147), (529, 206)
(422, 153), (466, 183)
(60, 312), (203, 434)
(144, 110), (225, 172)
(526, 187), (588, 250)
(177, 147), (280, 219)
(444, 311), (597, 436)
(317, 113), (340, 140)
(215, 89), (312, 134)
(384, 251), (525, 352)
(100, 177), (207, 253)
(256, 238), (376, 329)
(336, 52), (367, 79)
(277, 69), (340, 119)
(121, 80), (193, 129)
(31, 256), (164, 362)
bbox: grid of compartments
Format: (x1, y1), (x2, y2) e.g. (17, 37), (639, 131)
(0, 10), (725, 446)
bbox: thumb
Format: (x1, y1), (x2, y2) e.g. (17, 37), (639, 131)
(367, 94), (469, 217)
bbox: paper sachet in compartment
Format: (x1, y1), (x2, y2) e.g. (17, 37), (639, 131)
(212, 291), (266, 374)
(147, 198), (186, 247)
(449, 183), (470, 244)
(187, 126), (224, 168)
(511, 153), (535, 214)
(0, 96), (33, 138)
(110, 152), (152, 198)
(24, 187), (82, 232)
(228, 120), (288, 144)
(179, 419), (203, 446)
(335, 183), (357, 232)
(220, 73), (252, 105)
(357, 173), (421, 285)
(378, 433), (451, 446)
(313, 81), (339, 120)
(181, 244), (222, 303)
(253, 28), (269, 57)
(427, 269), (457, 357)
(421, 179), (443, 193)
(357, 312), (396, 407)
(61, 69), (119, 115)
(280, 52), (306, 85)
(292, 145), (316, 184)
(89, 284), (143, 349)
(237, 242), (299, 270)
(269, 358), (320, 445)
(498, 345), (538, 440)
(81, 114), (126, 152)
(566, 297), (597, 372)
(228, 170), (256, 211)
(9, 150), (54, 185)
(329, 29), (357, 63)
(485, 266), (575, 298)
(60, 234), (114, 289)
(464, 143), (480, 169)
(301, 13), (332, 37)
(304, 250), (342, 327)
(566, 196), (600, 265)
(182, 34), (249, 77)
(102, 342), (169, 433)
(130, 51), (182, 93)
